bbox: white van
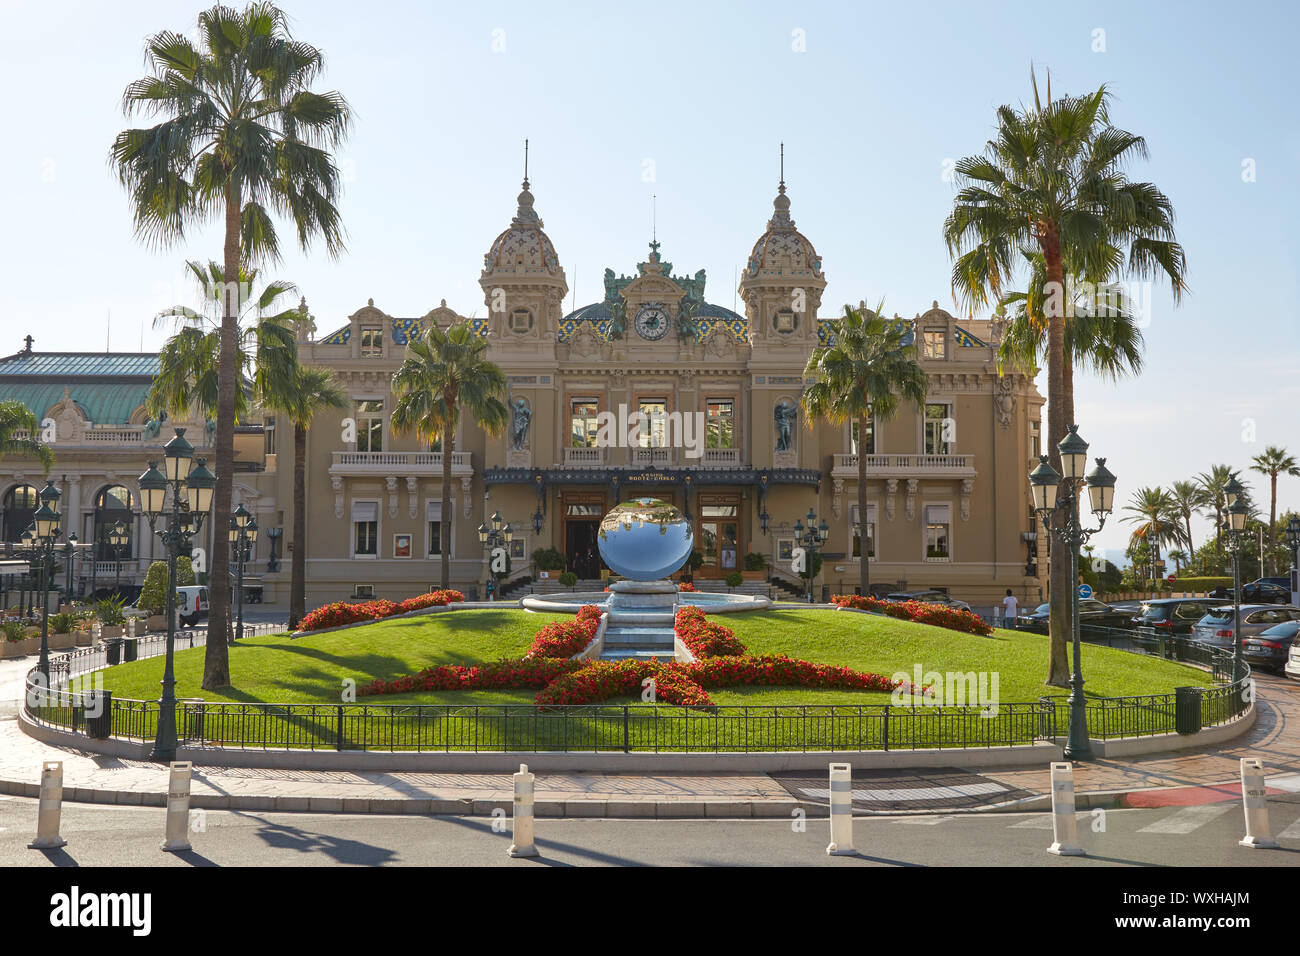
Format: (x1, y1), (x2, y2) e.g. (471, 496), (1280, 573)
(176, 586), (209, 627)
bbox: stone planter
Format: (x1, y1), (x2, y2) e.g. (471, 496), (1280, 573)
(100, 625), (123, 639)
(740, 570), (766, 581)
(74, 631), (94, 647)
(147, 615), (166, 633)
(1, 638), (40, 659)
(49, 633), (75, 650)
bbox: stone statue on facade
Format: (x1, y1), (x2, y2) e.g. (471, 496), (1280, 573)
(774, 401), (797, 452)
(510, 398), (532, 450)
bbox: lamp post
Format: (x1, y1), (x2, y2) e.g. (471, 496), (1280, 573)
(139, 428), (215, 763)
(109, 520), (128, 595)
(31, 480), (63, 685)
(266, 525), (281, 573)
(477, 511), (513, 600)
(792, 507), (828, 604)
(1285, 515), (1300, 607)
(1028, 424), (1116, 762)
(1223, 475), (1248, 683)
(228, 513), (257, 641)
(62, 534), (78, 600)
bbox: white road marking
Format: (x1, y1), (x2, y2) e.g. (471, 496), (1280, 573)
(1275, 815), (1300, 841)
(1266, 774), (1300, 793)
(894, 814), (954, 825)
(798, 781), (1006, 802)
(1136, 803), (1234, 834)
(1007, 813), (1088, 829)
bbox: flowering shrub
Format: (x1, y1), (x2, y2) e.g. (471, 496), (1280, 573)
(534, 659), (712, 708)
(674, 605), (746, 658)
(359, 657), (583, 696)
(527, 605), (602, 658)
(299, 590), (464, 632)
(831, 594), (992, 637)
(678, 582), (696, 592)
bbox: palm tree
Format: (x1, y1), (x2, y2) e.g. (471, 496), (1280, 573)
(391, 322), (509, 589)
(113, 3), (350, 689)
(268, 360), (345, 630)
(1121, 486), (1185, 584)
(802, 302), (927, 596)
(1196, 465), (1247, 564)
(1168, 479), (1208, 572)
(0, 401), (54, 472)
(1166, 549), (1187, 575)
(149, 262), (299, 653)
(1250, 446), (1300, 574)
(944, 72), (1187, 686)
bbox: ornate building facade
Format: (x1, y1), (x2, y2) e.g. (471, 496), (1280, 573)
(0, 168), (1048, 613)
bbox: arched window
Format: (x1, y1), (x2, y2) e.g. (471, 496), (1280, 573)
(2, 484), (38, 543)
(93, 485), (134, 561)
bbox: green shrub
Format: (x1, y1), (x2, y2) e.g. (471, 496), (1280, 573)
(1166, 576), (1232, 593)
(725, 571), (744, 589)
(95, 595), (126, 626)
(50, 612), (77, 634)
(531, 547), (565, 571)
(743, 552), (767, 571)
(139, 557), (197, 613)
(558, 571), (578, 589)
(2, 620), (28, 642)
(688, 550), (705, 570)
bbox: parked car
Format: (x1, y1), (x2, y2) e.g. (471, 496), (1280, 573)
(1284, 631), (1300, 681)
(1016, 599), (1133, 633)
(176, 586), (209, 627)
(1191, 604), (1300, 650)
(883, 589), (972, 612)
(1208, 577), (1292, 604)
(1130, 598), (1224, 636)
(1242, 620), (1300, 674)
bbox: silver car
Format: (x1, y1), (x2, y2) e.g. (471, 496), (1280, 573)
(1191, 604), (1300, 650)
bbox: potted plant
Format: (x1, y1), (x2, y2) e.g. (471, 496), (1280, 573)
(725, 571), (744, 592)
(48, 611), (77, 650)
(1, 619), (35, 658)
(558, 571), (578, 591)
(95, 596), (127, 638)
(742, 552), (767, 581)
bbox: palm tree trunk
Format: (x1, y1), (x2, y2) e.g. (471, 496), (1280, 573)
(202, 182), (239, 690)
(857, 415), (870, 596)
(1043, 228), (1071, 688)
(440, 422), (452, 590)
(289, 422), (307, 629)
(1269, 474), (1278, 575)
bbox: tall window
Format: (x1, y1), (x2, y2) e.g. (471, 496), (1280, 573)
(922, 328), (947, 359)
(638, 400), (668, 447)
(570, 400), (600, 447)
(851, 503), (876, 558)
(924, 404), (952, 455)
(925, 504), (952, 561)
(426, 501), (450, 556)
(851, 418), (875, 455)
(705, 400), (734, 449)
(1030, 419), (1041, 459)
(1, 484), (38, 543)
(351, 501), (378, 557)
(360, 326), (383, 357)
(355, 400), (384, 452)
(264, 416), (277, 456)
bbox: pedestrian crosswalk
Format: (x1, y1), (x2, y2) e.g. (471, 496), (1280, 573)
(1135, 803), (1235, 834)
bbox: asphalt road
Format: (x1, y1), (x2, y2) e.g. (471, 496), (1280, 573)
(3, 793), (1299, 867)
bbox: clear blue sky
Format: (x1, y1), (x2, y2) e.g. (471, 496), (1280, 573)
(2, 0), (1297, 564)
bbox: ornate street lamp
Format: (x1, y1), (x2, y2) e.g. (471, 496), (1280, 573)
(1028, 425), (1117, 761)
(479, 516), (512, 600)
(1286, 515), (1300, 606)
(1223, 480), (1249, 682)
(30, 486), (62, 686)
(139, 429), (214, 763)
(793, 507), (828, 604)
(266, 525), (282, 573)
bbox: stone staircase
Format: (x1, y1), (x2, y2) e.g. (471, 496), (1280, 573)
(600, 580), (678, 661)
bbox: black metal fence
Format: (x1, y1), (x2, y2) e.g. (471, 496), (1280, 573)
(21, 627), (1251, 754)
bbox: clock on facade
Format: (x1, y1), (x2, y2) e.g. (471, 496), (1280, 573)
(634, 305), (670, 340)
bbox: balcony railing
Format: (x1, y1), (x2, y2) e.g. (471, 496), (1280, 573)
(831, 453), (975, 477)
(629, 447), (673, 467)
(329, 450), (473, 475)
(701, 447), (741, 467)
(563, 447), (605, 467)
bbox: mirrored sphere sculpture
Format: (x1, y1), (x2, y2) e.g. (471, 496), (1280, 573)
(597, 497), (694, 581)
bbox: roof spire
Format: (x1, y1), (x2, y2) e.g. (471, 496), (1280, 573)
(522, 138), (530, 190)
(779, 142), (785, 195)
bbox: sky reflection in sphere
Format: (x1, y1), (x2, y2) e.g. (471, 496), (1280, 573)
(597, 497), (694, 581)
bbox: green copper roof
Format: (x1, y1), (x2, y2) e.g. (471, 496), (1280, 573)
(0, 352), (159, 377)
(0, 383), (151, 425)
(0, 349), (160, 425)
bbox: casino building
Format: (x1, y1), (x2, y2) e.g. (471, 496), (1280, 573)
(0, 166), (1048, 613)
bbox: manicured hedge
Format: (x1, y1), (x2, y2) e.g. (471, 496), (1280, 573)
(298, 589), (464, 632)
(1161, 576), (1232, 593)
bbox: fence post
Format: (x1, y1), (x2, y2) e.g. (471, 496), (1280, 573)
(623, 705), (630, 754)
(825, 762), (856, 856)
(1046, 762), (1085, 856)
(1238, 758), (1279, 849)
(336, 704), (345, 751)
(507, 763), (539, 858)
(27, 761), (67, 850)
(161, 761), (193, 852)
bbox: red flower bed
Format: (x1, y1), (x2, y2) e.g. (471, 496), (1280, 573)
(831, 594), (992, 637)
(678, 582), (696, 592)
(528, 605), (602, 658)
(534, 659), (712, 708)
(299, 590), (464, 632)
(359, 657), (582, 697)
(674, 605), (746, 658)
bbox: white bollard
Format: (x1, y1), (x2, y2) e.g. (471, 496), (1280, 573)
(1238, 758), (1279, 849)
(1046, 762), (1085, 856)
(825, 762), (856, 856)
(28, 761), (67, 850)
(507, 763), (538, 858)
(161, 761), (193, 852)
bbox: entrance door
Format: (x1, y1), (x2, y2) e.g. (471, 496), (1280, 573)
(563, 496), (606, 578)
(697, 494), (741, 575)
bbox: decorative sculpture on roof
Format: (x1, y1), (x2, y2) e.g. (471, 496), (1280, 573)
(774, 401), (798, 452)
(510, 397), (532, 450)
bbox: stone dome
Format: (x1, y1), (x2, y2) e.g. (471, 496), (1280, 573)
(482, 180), (562, 278)
(744, 183), (823, 280)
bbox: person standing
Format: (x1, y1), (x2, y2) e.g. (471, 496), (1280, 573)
(1001, 588), (1020, 628)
